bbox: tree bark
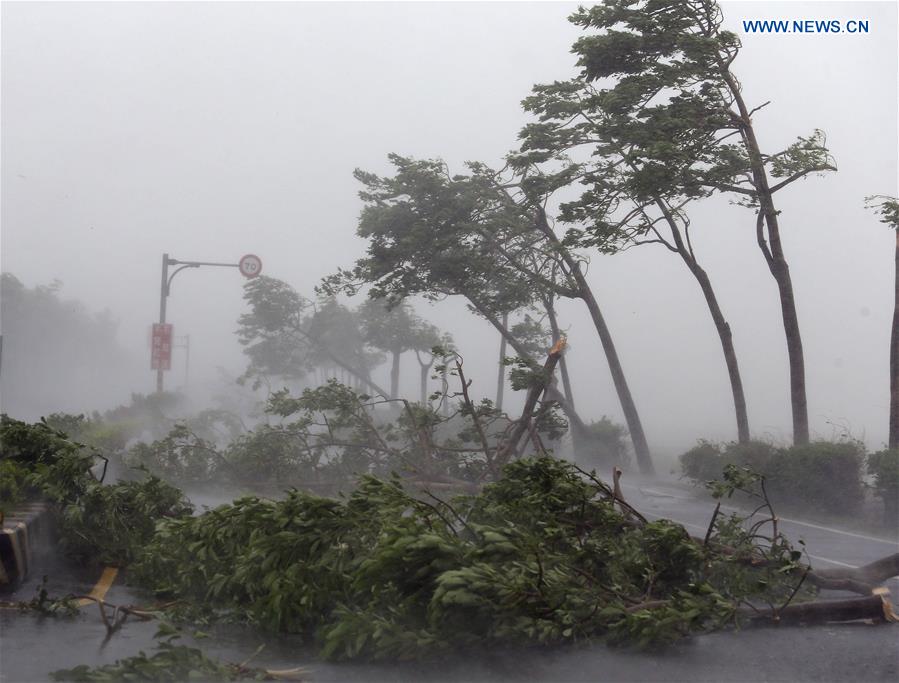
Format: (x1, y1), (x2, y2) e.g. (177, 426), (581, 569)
(543, 296), (575, 408)
(741, 593), (896, 626)
(808, 552), (899, 594)
(496, 312), (509, 411)
(472, 298), (601, 462)
(724, 70), (810, 445)
(686, 261), (750, 443)
(390, 350), (401, 400)
(420, 363), (429, 405)
(651, 199), (750, 444)
(533, 209), (655, 475)
(890, 229), (898, 449)
(494, 340), (564, 470)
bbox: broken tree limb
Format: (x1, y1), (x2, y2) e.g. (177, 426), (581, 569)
(490, 337), (566, 473)
(740, 589), (898, 626)
(806, 552), (899, 595)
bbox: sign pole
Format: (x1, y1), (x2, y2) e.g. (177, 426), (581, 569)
(157, 253), (170, 393)
(152, 253), (261, 394)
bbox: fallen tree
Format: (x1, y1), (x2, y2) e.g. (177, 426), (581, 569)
(3, 344), (897, 665)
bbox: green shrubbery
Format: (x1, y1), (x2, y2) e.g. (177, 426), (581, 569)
(867, 448), (899, 524)
(131, 457), (809, 660)
(582, 417), (630, 469)
(0, 416), (849, 661)
(680, 439), (866, 515)
(0, 415), (193, 567)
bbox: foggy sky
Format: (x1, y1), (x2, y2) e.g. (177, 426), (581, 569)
(2, 1), (897, 461)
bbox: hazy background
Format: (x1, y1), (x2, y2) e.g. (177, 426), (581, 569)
(2, 1), (896, 463)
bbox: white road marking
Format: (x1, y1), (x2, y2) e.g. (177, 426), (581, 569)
(807, 555), (858, 569)
(766, 516), (898, 546)
(620, 482), (899, 546)
(641, 512), (861, 570)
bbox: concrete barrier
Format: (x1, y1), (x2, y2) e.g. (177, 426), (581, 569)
(1, 503), (54, 589)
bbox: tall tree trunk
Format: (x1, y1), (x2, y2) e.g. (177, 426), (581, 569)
(652, 200), (750, 444)
(891, 229), (899, 449)
(725, 72), (809, 445)
(496, 312), (509, 411)
(688, 261), (751, 443)
(534, 209), (655, 475)
(390, 350), (401, 400)
(419, 361), (430, 405)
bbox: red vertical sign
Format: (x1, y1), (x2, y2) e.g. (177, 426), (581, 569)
(151, 323), (173, 370)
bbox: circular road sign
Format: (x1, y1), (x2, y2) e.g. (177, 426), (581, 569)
(238, 254), (262, 278)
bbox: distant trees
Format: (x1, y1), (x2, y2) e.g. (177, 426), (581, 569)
(238, 275), (387, 395)
(358, 299), (447, 400)
(0, 273), (137, 419)
(238, 275), (448, 404)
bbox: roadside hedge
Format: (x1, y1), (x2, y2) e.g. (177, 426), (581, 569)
(680, 439), (865, 516)
(867, 448), (899, 524)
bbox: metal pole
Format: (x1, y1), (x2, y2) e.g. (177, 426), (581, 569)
(154, 252), (257, 394)
(157, 253), (169, 393)
(184, 334), (190, 388)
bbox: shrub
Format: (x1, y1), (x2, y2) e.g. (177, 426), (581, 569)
(680, 440), (778, 484)
(582, 417), (630, 469)
(867, 449), (899, 524)
(765, 441), (865, 515)
(723, 440), (778, 474)
(679, 441), (724, 482)
(680, 439), (865, 517)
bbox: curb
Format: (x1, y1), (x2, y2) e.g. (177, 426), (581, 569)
(1, 502), (54, 589)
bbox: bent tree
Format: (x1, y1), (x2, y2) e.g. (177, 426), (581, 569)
(561, 0), (835, 444)
(867, 196), (899, 449)
(326, 155), (655, 473)
(514, 82), (751, 443)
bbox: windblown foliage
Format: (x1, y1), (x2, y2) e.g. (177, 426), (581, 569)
(133, 457), (811, 660)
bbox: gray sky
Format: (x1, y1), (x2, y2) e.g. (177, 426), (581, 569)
(2, 1), (897, 459)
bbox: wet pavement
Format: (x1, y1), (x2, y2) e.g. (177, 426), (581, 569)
(2, 480), (898, 683)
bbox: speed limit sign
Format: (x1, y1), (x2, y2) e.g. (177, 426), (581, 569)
(238, 254), (262, 278)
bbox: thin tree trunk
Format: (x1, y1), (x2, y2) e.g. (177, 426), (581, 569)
(534, 209), (655, 475)
(725, 72), (809, 445)
(419, 360), (431, 405)
(543, 295), (583, 458)
(577, 282), (654, 474)
(390, 350), (401, 400)
(692, 263), (750, 443)
(651, 199), (750, 443)
(472, 298), (596, 458)
(494, 342), (564, 470)
(891, 229), (899, 449)
(543, 296), (575, 407)
(496, 312), (509, 411)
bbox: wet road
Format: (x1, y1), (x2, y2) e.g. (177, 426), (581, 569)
(618, 476), (899, 596)
(2, 480), (897, 683)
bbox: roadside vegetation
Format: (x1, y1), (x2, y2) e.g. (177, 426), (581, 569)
(3, 0), (898, 679)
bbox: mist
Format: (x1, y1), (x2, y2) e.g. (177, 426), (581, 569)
(2, 2), (894, 464)
(2, 2), (898, 680)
